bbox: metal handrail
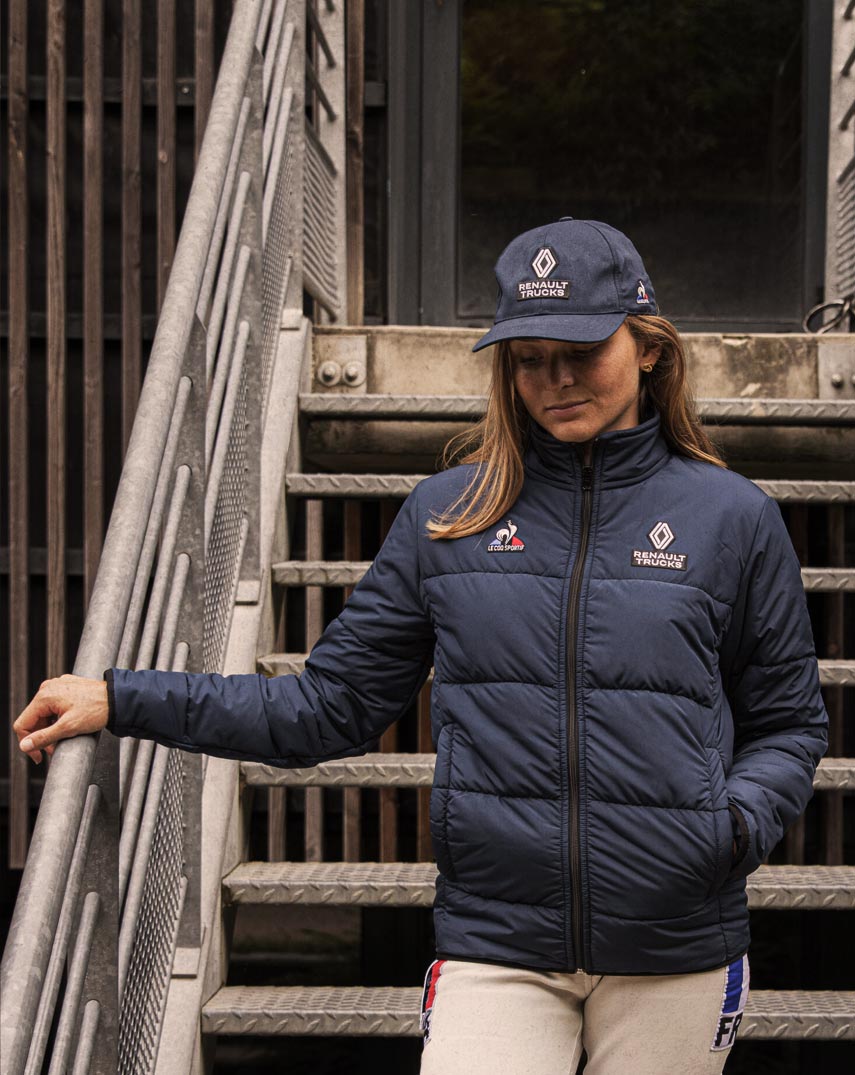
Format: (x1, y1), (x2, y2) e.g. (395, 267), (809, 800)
(0, 0), (341, 1070)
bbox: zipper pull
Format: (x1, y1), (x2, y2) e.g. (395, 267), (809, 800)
(581, 465), (594, 490)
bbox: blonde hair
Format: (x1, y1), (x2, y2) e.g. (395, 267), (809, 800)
(426, 315), (726, 541)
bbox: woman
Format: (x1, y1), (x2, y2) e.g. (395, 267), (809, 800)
(16, 217), (828, 1074)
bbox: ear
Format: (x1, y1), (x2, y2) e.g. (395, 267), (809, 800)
(641, 342), (662, 367)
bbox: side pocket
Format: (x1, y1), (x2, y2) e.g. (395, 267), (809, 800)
(429, 724), (456, 881)
(706, 806), (734, 900)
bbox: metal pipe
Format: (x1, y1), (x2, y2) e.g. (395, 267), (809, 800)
(156, 552), (191, 669)
(119, 740), (156, 908)
(263, 87), (294, 238)
(206, 243), (251, 465)
(197, 98), (250, 328)
(70, 1000), (100, 1075)
(135, 464), (192, 670)
(116, 375), (192, 672)
(45, 891), (101, 1075)
(24, 784), (101, 1075)
(263, 23), (295, 171)
(205, 321), (251, 551)
(118, 746), (170, 1001)
(206, 171), (251, 381)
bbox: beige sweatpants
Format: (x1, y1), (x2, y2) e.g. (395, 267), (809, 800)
(418, 954), (749, 1075)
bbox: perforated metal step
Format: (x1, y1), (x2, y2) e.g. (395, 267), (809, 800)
(255, 652), (855, 686)
(285, 473), (855, 503)
(298, 393), (855, 426)
(200, 985), (855, 1038)
(241, 754), (855, 790)
(271, 559), (855, 592)
(221, 862), (855, 911)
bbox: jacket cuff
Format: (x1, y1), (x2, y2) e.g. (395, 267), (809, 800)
(103, 668), (117, 733)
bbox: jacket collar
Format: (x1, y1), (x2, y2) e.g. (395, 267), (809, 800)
(523, 402), (672, 489)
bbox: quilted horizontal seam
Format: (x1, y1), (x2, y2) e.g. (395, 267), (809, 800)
(444, 876), (563, 910)
(588, 900), (718, 924)
(423, 569), (565, 582)
(590, 574), (734, 610)
(587, 684), (709, 707)
(440, 678), (557, 689)
(745, 652), (816, 670)
(434, 784), (561, 802)
(589, 797), (715, 813)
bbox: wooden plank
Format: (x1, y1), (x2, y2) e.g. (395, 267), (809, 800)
(342, 500), (362, 861)
(157, 0), (177, 309)
(46, 0), (67, 679)
(345, 0), (364, 324)
(122, 0), (142, 455)
(194, 0), (215, 161)
(7, 0), (31, 870)
(305, 499), (324, 861)
(84, 0), (104, 605)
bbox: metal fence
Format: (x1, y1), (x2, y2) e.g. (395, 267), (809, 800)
(827, 1), (855, 299)
(0, 1), (345, 1071)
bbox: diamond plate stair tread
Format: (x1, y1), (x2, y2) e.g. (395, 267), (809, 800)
(284, 473), (855, 503)
(256, 652), (855, 686)
(221, 862), (855, 910)
(269, 560), (855, 592)
(202, 986), (423, 1036)
(242, 754), (855, 789)
(201, 986), (855, 1038)
(297, 393), (855, 426)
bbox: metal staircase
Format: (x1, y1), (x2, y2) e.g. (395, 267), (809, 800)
(3, 2), (855, 1073)
(195, 326), (855, 1059)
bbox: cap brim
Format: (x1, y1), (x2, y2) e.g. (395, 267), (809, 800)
(471, 311), (628, 352)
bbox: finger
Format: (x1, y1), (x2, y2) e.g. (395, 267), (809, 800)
(19, 715), (72, 754)
(13, 690), (63, 737)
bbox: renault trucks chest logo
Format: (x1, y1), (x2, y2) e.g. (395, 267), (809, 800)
(487, 519), (526, 553)
(517, 246), (571, 301)
(631, 521), (688, 571)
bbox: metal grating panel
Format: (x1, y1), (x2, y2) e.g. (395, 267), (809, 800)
(118, 750), (186, 1074)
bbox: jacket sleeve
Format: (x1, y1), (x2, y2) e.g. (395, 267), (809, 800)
(719, 495), (828, 880)
(103, 486), (436, 767)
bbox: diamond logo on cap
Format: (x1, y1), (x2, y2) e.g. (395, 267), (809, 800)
(532, 247), (557, 279)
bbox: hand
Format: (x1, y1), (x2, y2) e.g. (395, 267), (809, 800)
(13, 674), (110, 765)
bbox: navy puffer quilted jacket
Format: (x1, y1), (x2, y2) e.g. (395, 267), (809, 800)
(105, 407), (828, 975)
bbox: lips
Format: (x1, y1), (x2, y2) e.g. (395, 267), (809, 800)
(547, 401), (587, 412)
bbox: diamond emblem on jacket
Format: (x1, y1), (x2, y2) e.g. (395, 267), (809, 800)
(487, 519), (526, 553)
(532, 247), (557, 279)
(648, 521), (675, 550)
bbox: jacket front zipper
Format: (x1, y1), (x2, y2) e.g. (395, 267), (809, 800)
(567, 459), (594, 970)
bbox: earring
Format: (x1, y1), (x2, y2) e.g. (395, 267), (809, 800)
(641, 363), (654, 372)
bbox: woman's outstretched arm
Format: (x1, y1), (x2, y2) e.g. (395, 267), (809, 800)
(15, 487), (436, 768)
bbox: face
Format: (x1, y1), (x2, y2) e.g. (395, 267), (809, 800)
(508, 324), (659, 452)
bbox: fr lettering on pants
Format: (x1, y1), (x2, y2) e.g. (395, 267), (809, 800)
(419, 954), (749, 1075)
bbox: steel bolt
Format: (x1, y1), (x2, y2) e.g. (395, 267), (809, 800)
(317, 361), (341, 386)
(830, 372), (844, 389)
(342, 362), (366, 387)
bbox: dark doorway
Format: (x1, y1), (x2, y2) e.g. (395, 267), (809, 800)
(388, 0), (832, 331)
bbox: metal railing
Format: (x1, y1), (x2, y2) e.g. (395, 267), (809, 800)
(0, 1), (346, 1072)
(826, 2), (855, 298)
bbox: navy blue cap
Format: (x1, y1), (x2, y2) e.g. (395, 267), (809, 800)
(472, 217), (657, 352)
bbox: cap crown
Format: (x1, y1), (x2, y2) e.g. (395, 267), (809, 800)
(493, 217), (657, 322)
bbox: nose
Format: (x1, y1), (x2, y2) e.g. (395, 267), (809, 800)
(549, 354), (577, 387)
